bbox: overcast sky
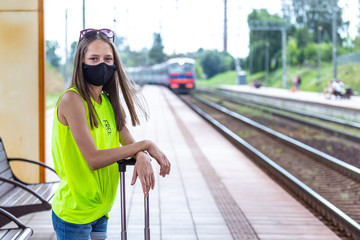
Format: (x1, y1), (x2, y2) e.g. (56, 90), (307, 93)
(45, 0), (359, 59)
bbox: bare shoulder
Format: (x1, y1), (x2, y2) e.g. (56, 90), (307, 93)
(58, 90), (86, 125)
(59, 90), (85, 110)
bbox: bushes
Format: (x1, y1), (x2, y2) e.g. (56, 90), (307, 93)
(200, 50), (235, 79)
(296, 42), (333, 65)
(304, 43), (318, 65)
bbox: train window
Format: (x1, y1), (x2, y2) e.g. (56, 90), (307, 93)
(169, 63), (193, 73)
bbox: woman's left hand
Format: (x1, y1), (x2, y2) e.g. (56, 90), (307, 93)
(131, 151), (154, 197)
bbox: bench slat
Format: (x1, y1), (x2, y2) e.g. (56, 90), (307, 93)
(0, 137), (59, 229)
(0, 150), (9, 175)
(0, 170), (16, 197)
(0, 160), (9, 176)
(0, 228), (21, 240)
(1, 187), (40, 207)
(29, 184), (57, 201)
(0, 141), (8, 170)
(0, 169), (14, 180)
(0, 182), (59, 207)
(0, 141), (5, 159)
(0, 188), (24, 206)
(22, 183), (59, 205)
(0, 183), (16, 202)
(0, 230), (7, 238)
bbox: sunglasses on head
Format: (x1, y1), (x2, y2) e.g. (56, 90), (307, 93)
(79, 28), (115, 42)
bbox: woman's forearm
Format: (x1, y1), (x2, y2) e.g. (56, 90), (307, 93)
(86, 140), (150, 170)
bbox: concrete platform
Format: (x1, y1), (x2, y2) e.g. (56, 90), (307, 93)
(218, 85), (360, 122)
(20, 85), (339, 239)
(219, 85), (360, 111)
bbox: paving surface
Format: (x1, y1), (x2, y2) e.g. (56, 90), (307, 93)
(19, 85), (340, 239)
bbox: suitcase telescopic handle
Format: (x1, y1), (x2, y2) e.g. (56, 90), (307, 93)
(117, 157), (150, 240)
(117, 157), (137, 172)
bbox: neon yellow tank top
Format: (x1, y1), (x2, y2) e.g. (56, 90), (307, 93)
(52, 87), (120, 224)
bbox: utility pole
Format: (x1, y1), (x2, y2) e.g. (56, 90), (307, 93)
(332, 0), (337, 80)
(224, 0), (227, 52)
(301, 0), (338, 80)
(265, 42), (270, 86)
(318, 26), (323, 93)
(249, 46), (253, 77)
(248, 20), (290, 88)
(82, 0), (85, 29)
(281, 28), (286, 87)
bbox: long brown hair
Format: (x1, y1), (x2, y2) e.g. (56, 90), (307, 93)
(71, 32), (147, 131)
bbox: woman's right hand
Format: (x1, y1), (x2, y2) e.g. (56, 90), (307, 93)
(147, 141), (171, 177)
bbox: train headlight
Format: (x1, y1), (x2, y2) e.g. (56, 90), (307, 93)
(170, 84), (179, 89)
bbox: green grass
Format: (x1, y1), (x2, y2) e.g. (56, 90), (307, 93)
(198, 62), (360, 93)
(197, 71), (237, 87)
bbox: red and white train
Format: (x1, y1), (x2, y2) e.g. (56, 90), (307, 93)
(127, 57), (196, 93)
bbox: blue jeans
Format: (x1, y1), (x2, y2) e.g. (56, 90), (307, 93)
(52, 211), (108, 240)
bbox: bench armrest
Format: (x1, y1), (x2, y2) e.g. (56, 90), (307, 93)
(8, 158), (60, 184)
(0, 176), (49, 206)
(0, 208), (27, 229)
(0, 208), (33, 238)
(8, 158), (57, 175)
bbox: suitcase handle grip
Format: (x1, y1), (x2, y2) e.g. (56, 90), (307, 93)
(117, 158), (137, 172)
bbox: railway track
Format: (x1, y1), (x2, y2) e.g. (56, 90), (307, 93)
(195, 88), (360, 169)
(196, 87), (360, 138)
(180, 93), (360, 239)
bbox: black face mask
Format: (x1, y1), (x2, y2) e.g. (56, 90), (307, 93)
(82, 62), (117, 86)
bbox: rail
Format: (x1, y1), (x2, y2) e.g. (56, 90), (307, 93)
(180, 94), (360, 239)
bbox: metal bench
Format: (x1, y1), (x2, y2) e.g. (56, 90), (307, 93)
(0, 137), (59, 227)
(0, 208), (32, 240)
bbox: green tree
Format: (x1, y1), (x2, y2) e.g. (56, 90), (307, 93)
(68, 41), (77, 67)
(200, 50), (234, 78)
(304, 43), (318, 64)
(46, 40), (61, 70)
(293, 26), (313, 64)
(320, 42), (333, 61)
(247, 9), (283, 74)
(287, 37), (300, 65)
(195, 61), (204, 80)
(122, 46), (149, 67)
(354, 36), (360, 51)
(149, 33), (166, 64)
(289, 0), (348, 45)
(64, 41), (77, 85)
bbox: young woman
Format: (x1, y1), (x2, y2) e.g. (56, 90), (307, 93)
(51, 28), (170, 240)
